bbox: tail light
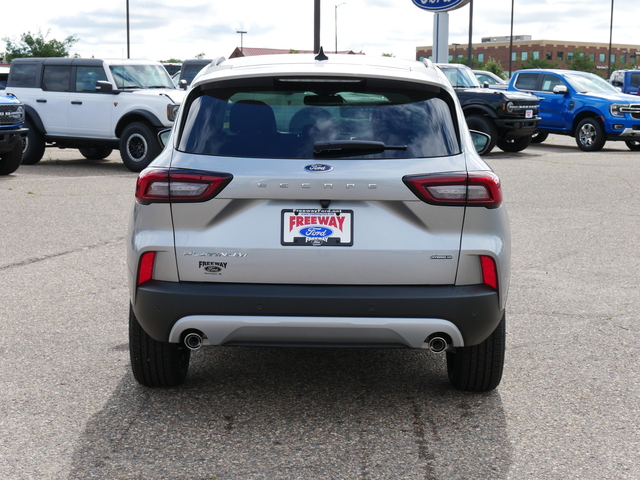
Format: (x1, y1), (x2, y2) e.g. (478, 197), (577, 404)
(136, 168), (233, 205)
(137, 251), (156, 286)
(480, 255), (498, 290)
(402, 171), (502, 208)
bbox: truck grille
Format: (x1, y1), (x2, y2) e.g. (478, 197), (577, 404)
(0, 105), (25, 126)
(621, 104), (640, 120)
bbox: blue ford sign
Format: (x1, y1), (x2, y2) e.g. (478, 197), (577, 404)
(412, 0), (470, 12)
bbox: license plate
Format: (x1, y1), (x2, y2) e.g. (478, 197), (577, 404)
(526, 110), (533, 119)
(281, 209), (353, 246)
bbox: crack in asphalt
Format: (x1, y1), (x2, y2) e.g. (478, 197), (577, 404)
(0, 237), (125, 272)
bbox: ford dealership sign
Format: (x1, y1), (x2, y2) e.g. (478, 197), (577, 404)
(412, 0), (470, 12)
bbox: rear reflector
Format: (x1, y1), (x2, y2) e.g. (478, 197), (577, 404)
(480, 255), (498, 290)
(402, 171), (502, 208)
(137, 251), (156, 286)
(136, 168), (233, 204)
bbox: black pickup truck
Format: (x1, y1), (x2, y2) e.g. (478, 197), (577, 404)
(436, 63), (540, 154)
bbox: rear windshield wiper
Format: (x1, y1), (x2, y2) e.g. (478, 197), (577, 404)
(313, 140), (407, 157)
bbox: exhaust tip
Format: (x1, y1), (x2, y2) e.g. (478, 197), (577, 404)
(183, 332), (204, 351)
(427, 336), (449, 354)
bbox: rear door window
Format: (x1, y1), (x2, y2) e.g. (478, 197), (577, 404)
(514, 73), (540, 91)
(178, 77), (461, 159)
(43, 65), (71, 92)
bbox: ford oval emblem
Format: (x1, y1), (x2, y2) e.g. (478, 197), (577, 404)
(304, 164), (333, 173)
(300, 226), (333, 238)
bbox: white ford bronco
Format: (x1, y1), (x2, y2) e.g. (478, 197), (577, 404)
(6, 58), (186, 171)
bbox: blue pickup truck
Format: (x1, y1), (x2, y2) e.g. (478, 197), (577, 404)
(507, 69), (640, 151)
(0, 92), (28, 175)
(609, 70), (640, 96)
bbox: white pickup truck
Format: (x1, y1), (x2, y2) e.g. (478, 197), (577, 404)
(6, 58), (186, 171)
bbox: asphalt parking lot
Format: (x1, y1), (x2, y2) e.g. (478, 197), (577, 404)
(1, 135), (638, 479)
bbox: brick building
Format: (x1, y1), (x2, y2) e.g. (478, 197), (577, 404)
(416, 36), (640, 77)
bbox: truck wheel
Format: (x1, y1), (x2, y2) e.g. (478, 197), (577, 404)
(497, 135), (532, 153)
(446, 313), (505, 392)
(0, 143), (23, 175)
(21, 119), (46, 165)
(129, 305), (190, 387)
(625, 140), (640, 151)
(531, 132), (548, 144)
(119, 122), (161, 172)
(466, 115), (498, 154)
(79, 146), (113, 160)
(575, 118), (606, 152)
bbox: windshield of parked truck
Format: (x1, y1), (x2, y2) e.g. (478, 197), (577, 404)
(564, 72), (620, 94)
(109, 64), (175, 89)
(438, 66), (481, 88)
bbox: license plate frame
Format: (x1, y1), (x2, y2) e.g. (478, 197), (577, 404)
(281, 209), (353, 247)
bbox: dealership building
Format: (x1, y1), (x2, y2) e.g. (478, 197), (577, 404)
(416, 36), (640, 76)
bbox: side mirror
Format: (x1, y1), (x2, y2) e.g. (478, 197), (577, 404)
(470, 130), (491, 154)
(95, 81), (114, 93)
(483, 81), (490, 88)
(552, 85), (568, 95)
(158, 129), (171, 148)
(179, 79), (188, 90)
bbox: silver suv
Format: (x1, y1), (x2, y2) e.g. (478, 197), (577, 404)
(127, 52), (511, 392)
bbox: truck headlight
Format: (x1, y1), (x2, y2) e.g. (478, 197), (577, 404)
(8, 106), (25, 123)
(167, 104), (180, 122)
(505, 101), (515, 113)
(610, 104), (625, 118)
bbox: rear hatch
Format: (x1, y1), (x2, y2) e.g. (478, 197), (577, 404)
(168, 73), (468, 286)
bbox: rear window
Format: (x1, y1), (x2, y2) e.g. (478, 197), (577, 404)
(631, 73), (640, 89)
(177, 77), (461, 159)
(9, 63), (38, 88)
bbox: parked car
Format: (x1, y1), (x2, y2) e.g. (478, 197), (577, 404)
(0, 92), (28, 175)
(436, 63), (540, 153)
(6, 58), (185, 171)
(609, 69), (640, 96)
(127, 51), (511, 392)
(508, 69), (640, 151)
(0, 65), (9, 89)
(473, 69), (507, 88)
(176, 59), (214, 89)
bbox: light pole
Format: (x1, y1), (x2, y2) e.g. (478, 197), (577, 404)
(126, 0), (130, 58)
(608, 0), (614, 76)
(509, 0), (514, 76)
(335, 2), (346, 54)
(236, 30), (247, 54)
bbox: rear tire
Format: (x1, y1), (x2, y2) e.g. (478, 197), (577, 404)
(575, 117), (606, 152)
(21, 119), (46, 165)
(530, 132), (549, 144)
(0, 143), (23, 175)
(625, 140), (640, 151)
(119, 122), (161, 172)
(466, 115), (498, 154)
(446, 313), (505, 392)
(129, 305), (190, 387)
(497, 135), (532, 152)
(79, 146), (113, 160)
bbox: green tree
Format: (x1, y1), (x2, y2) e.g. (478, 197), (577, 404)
(480, 57), (507, 78)
(520, 54), (558, 70)
(2, 29), (79, 61)
(160, 58), (182, 63)
(382, 53), (394, 57)
(566, 48), (597, 74)
(194, 52), (206, 59)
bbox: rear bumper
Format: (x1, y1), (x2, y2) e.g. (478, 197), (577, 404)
(133, 281), (503, 347)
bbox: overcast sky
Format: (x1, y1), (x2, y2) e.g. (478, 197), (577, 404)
(2, 0), (638, 62)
